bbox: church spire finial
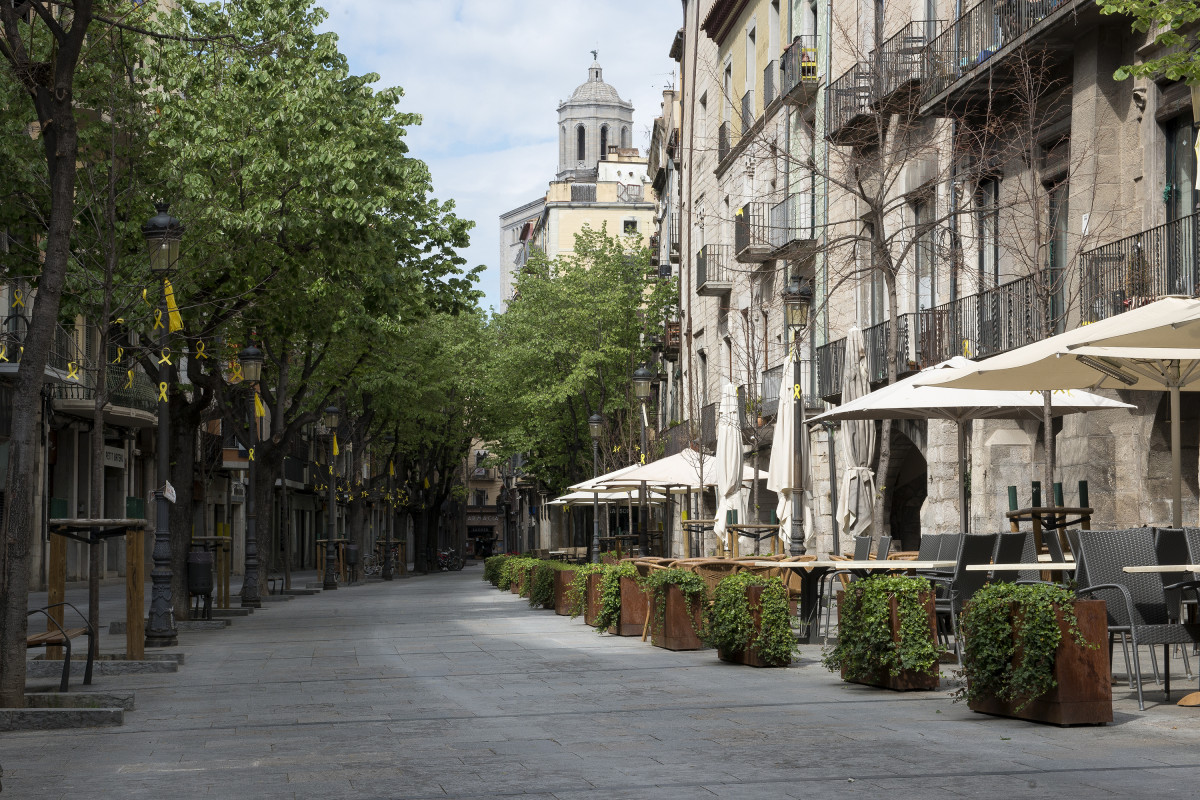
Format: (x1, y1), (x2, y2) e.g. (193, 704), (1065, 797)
(590, 49), (598, 62)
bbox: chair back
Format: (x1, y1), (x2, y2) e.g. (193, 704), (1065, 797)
(990, 531), (1029, 583)
(915, 534), (942, 561)
(949, 533), (998, 612)
(852, 535), (872, 561)
(1183, 528), (1200, 566)
(1074, 529), (1170, 627)
(1062, 529), (1088, 587)
(937, 533), (964, 562)
(1041, 527), (1067, 562)
(1153, 527), (1192, 619)
(875, 536), (892, 560)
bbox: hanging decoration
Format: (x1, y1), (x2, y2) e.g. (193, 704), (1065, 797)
(163, 279), (183, 332)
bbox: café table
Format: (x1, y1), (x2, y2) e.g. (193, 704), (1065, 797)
(752, 559), (957, 643)
(965, 562), (1077, 572)
(1123, 565), (1200, 573)
(726, 523), (781, 557)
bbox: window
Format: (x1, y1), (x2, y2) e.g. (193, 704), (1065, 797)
(698, 93), (708, 143)
(699, 350), (709, 406)
(576, 124), (586, 162)
(600, 125), (609, 160)
(914, 201), (935, 310)
(475, 450), (488, 467)
(859, 222), (886, 325)
(745, 24), (756, 94)
(473, 490), (487, 507)
(1166, 115), (1197, 222)
(623, 219), (637, 234)
(1047, 180), (1068, 331)
(976, 178), (999, 286)
(621, 126), (630, 149)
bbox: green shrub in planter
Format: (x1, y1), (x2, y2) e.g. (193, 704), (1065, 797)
(593, 562), (640, 631)
(566, 563), (605, 618)
(498, 556), (537, 592)
(528, 561), (572, 609)
(823, 574), (939, 688)
(642, 568), (708, 648)
(484, 555), (509, 587)
(705, 573), (797, 667)
(958, 582), (1097, 713)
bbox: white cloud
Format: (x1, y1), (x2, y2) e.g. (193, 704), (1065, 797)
(317, 0), (682, 312)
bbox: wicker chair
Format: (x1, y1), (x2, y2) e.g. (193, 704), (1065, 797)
(930, 533), (999, 663)
(989, 531), (1031, 583)
(1074, 529), (1200, 710)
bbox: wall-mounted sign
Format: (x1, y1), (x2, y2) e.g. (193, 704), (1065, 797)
(103, 446), (126, 470)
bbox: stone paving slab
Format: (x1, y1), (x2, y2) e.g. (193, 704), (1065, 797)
(9, 563), (1200, 798)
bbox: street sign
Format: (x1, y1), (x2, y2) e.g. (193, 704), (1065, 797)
(103, 446), (126, 470)
(163, 481), (177, 504)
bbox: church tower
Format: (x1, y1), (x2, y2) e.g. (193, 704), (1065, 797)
(556, 55), (635, 181)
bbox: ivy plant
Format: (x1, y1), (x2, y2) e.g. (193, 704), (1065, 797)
(594, 562), (641, 631)
(957, 582), (1094, 711)
(641, 568), (708, 640)
(822, 574), (939, 681)
(566, 563), (606, 618)
(704, 573), (798, 666)
(528, 561), (571, 609)
(484, 555), (510, 587)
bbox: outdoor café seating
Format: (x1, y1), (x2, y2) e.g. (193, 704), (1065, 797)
(929, 533), (998, 663)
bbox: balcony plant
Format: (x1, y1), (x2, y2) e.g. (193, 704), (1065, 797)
(643, 567), (708, 650)
(822, 574), (939, 690)
(958, 582), (1110, 725)
(705, 573), (797, 667)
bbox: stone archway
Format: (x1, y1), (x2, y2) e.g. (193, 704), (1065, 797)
(880, 421), (927, 551)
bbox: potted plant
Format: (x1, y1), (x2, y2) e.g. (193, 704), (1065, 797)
(566, 563), (604, 621)
(527, 561), (567, 610)
(705, 573), (798, 667)
(484, 555), (510, 588)
(593, 561), (647, 635)
(958, 582), (1111, 725)
(643, 568), (708, 651)
(553, 564), (578, 615)
(823, 574), (940, 690)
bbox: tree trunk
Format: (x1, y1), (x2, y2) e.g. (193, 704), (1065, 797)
(168, 412), (196, 622)
(872, 271), (901, 541)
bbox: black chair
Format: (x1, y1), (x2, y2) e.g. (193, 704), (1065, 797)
(915, 533), (942, 562)
(930, 533), (999, 664)
(1074, 529), (1200, 710)
(875, 535), (892, 560)
(819, 536), (873, 644)
(990, 531), (1031, 583)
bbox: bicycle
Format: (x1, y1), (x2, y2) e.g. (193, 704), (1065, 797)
(362, 553), (382, 576)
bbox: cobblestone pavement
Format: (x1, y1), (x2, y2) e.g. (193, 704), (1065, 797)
(10, 565), (1200, 799)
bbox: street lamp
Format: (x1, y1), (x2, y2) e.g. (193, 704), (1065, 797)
(782, 274), (813, 556)
(382, 434), (396, 581)
(632, 366), (653, 557)
(588, 413), (603, 563)
(323, 405), (340, 590)
(238, 345), (264, 608)
(143, 202), (183, 649)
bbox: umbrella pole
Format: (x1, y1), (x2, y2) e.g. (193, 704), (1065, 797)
(1172, 382), (1183, 529)
(958, 421), (969, 533)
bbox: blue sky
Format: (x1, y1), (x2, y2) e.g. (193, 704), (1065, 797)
(316, 0), (683, 314)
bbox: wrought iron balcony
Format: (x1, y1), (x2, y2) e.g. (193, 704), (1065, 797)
(658, 422), (693, 458)
(760, 359), (818, 417)
(734, 202), (773, 263)
(696, 244), (732, 296)
(718, 121), (731, 163)
(815, 314), (917, 401)
(921, 0), (1081, 113)
(781, 35), (820, 106)
(56, 364), (158, 415)
(763, 60), (777, 107)
(815, 338), (844, 402)
(913, 273), (1051, 365)
(768, 192), (816, 260)
(740, 89), (756, 133)
(1081, 212), (1200, 324)
(664, 321), (681, 355)
(670, 212), (681, 261)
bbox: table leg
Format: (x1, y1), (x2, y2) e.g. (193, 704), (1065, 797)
(796, 567), (827, 645)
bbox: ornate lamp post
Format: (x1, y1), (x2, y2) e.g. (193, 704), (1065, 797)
(588, 413), (603, 563)
(782, 275), (813, 555)
(323, 405), (340, 590)
(632, 365), (653, 556)
(143, 203), (182, 649)
(382, 435), (396, 581)
(238, 345), (264, 607)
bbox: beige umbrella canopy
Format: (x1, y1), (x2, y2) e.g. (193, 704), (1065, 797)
(601, 448), (763, 490)
(918, 297), (1200, 527)
(766, 352), (814, 551)
(712, 383), (747, 545)
(837, 327), (877, 542)
(811, 356), (1134, 532)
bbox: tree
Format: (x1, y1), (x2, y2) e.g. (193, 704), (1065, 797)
(1101, 0), (1200, 83)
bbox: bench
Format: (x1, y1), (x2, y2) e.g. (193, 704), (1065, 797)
(26, 602), (95, 692)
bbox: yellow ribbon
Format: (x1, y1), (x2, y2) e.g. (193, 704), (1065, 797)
(0, 344), (7, 362)
(389, 461), (395, 477)
(793, 383), (801, 400)
(229, 361), (243, 382)
(153, 309), (164, 330)
(254, 393), (266, 418)
(142, 288), (152, 307)
(962, 339), (971, 358)
(329, 465), (333, 475)
(332, 435), (339, 456)
(158, 382), (168, 402)
(248, 447), (255, 461)
(126, 370), (134, 389)
(112, 346), (124, 364)
(424, 477), (430, 489)
(66, 361), (80, 381)
(157, 348), (172, 366)
(163, 279), (183, 332)
(10, 289), (23, 308)
(640, 453), (646, 464)
(194, 340), (208, 359)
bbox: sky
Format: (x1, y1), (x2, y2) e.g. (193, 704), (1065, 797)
(316, 0), (683, 314)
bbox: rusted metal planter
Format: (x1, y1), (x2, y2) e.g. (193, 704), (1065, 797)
(615, 576), (649, 636)
(553, 568), (577, 615)
(968, 599), (1112, 726)
(717, 585), (783, 667)
(648, 584), (706, 651)
(838, 590), (940, 691)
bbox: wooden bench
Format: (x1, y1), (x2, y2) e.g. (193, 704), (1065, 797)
(27, 602), (95, 692)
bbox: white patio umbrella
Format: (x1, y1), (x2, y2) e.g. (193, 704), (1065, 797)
(810, 356), (1134, 532)
(712, 383), (747, 549)
(837, 327), (877, 542)
(599, 448), (762, 490)
(767, 352), (815, 551)
(917, 297), (1200, 527)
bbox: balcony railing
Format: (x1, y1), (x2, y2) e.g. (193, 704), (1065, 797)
(56, 365), (158, 415)
(816, 338), (844, 401)
(768, 192), (816, 259)
(815, 314), (916, 400)
(763, 60), (777, 106)
(923, 0), (1072, 105)
(914, 273), (1051, 365)
(658, 422), (693, 457)
(670, 212), (681, 258)
(1080, 212), (1200, 324)
(780, 35), (819, 104)
(734, 202), (772, 262)
(718, 121), (731, 162)
(760, 359), (817, 416)
(664, 321), (681, 354)
(740, 89), (756, 132)
(696, 244), (732, 296)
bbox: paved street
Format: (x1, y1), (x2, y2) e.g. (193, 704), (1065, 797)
(10, 565), (1200, 799)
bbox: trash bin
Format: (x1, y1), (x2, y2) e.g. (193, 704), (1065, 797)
(187, 550), (214, 620)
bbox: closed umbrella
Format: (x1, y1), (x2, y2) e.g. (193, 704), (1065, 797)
(837, 327), (877, 541)
(810, 356), (1134, 532)
(713, 383), (747, 552)
(767, 352), (814, 551)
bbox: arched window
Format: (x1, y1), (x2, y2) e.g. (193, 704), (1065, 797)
(600, 125), (609, 160)
(576, 124), (586, 162)
(621, 126), (630, 149)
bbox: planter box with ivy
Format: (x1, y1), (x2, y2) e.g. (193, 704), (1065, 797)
(592, 562), (645, 636)
(484, 555), (510, 588)
(706, 574), (797, 667)
(824, 575), (940, 691)
(566, 564), (604, 620)
(528, 561), (570, 611)
(644, 568), (708, 651)
(960, 583), (1111, 726)
(553, 567), (578, 615)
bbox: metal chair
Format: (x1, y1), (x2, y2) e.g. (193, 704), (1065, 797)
(875, 535), (892, 560)
(989, 531), (1030, 583)
(1074, 528), (1200, 710)
(819, 536), (872, 643)
(915, 533), (942, 562)
(930, 533), (999, 664)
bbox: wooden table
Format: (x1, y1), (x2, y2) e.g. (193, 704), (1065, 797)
(681, 519), (715, 559)
(966, 562), (1077, 571)
(1123, 564), (1200, 573)
(753, 560), (957, 643)
(726, 524), (781, 557)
